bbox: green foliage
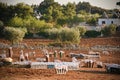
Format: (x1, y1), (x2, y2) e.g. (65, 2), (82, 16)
(76, 2), (91, 13)
(23, 16), (44, 33)
(0, 2), (33, 23)
(63, 2), (76, 19)
(0, 20), (4, 27)
(76, 1), (107, 15)
(73, 26), (86, 36)
(1, 1), (117, 41)
(0, 3), (14, 23)
(8, 16), (52, 36)
(15, 3), (33, 18)
(109, 24), (117, 34)
(46, 28), (61, 40)
(4, 27), (27, 44)
(77, 10), (100, 23)
(85, 30), (101, 38)
(39, 0), (63, 23)
(60, 28), (80, 43)
(42, 15), (52, 22)
(38, 0), (54, 14)
(37, 23), (53, 38)
(29, 20), (46, 33)
(42, 28), (80, 43)
(54, 24), (62, 29)
(0, 20), (4, 38)
(86, 17), (97, 26)
(101, 24), (117, 36)
(8, 17), (23, 27)
(72, 16), (84, 24)
(49, 41), (73, 47)
(57, 17), (68, 26)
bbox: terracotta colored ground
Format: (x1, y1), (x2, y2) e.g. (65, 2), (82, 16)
(0, 37), (120, 80)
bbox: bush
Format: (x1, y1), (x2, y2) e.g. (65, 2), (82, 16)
(39, 27), (80, 43)
(86, 17), (97, 26)
(101, 24), (117, 37)
(73, 26), (86, 36)
(47, 28), (60, 40)
(0, 20), (4, 27)
(8, 16), (52, 36)
(85, 30), (101, 38)
(60, 28), (80, 43)
(0, 20), (4, 38)
(8, 17), (23, 28)
(49, 41), (73, 47)
(4, 27), (27, 44)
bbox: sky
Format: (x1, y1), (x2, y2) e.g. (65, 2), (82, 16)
(0, 0), (120, 9)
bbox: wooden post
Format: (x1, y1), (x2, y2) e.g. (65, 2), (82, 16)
(46, 54), (49, 62)
(8, 47), (13, 58)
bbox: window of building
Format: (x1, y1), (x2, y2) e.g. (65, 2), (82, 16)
(102, 21), (105, 24)
(111, 21), (113, 24)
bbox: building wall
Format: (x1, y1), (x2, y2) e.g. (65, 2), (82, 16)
(98, 18), (120, 26)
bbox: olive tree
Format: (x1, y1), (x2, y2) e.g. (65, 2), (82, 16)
(8, 17), (23, 28)
(60, 28), (80, 43)
(43, 27), (80, 43)
(4, 27), (27, 44)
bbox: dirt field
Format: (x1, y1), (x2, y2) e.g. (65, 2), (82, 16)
(0, 67), (120, 80)
(0, 37), (120, 80)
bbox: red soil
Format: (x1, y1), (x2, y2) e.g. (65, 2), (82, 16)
(0, 37), (120, 80)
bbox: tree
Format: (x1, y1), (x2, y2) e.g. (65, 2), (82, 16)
(76, 2), (91, 13)
(60, 28), (80, 43)
(57, 17), (68, 26)
(23, 16), (48, 37)
(14, 3), (33, 18)
(77, 10), (90, 22)
(4, 27), (27, 44)
(40, 5), (53, 22)
(0, 2), (33, 24)
(0, 20), (4, 38)
(76, 1), (106, 15)
(86, 17), (97, 26)
(38, 0), (54, 14)
(63, 2), (76, 19)
(69, 16), (84, 27)
(40, 27), (80, 43)
(0, 2), (13, 23)
(51, 3), (63, 22)
(8, 16), (23, 28)
(91, 6), (106, 15)
(39, 0), (63, 23)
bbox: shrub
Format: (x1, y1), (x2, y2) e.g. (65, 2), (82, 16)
(73, 26), (86, 36)
(85, 30), (101, 38)
(39, 27), (80, 43)
(4, 27), (27, 44)
(86, 17), (97, 26)
(8, 17), (23, 28)
(0, 20), (4, 27)
(0, 20), (4, 38)
(60, 28), (80, 43)
(101, 24), (117, 37)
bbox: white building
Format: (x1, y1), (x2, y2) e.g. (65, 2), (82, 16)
(98, 18), (120, 26)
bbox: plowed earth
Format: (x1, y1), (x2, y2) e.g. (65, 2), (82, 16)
(0, 37), (120, 80)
